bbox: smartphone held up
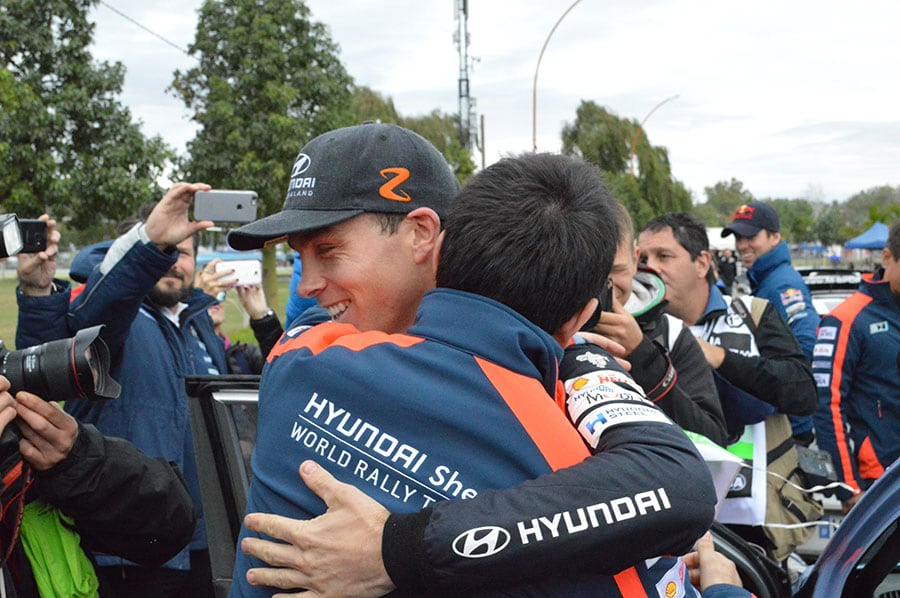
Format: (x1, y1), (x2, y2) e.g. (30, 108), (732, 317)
(194, 190), (259, 223)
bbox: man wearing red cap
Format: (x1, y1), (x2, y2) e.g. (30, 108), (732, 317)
(722, 201), (819, 444)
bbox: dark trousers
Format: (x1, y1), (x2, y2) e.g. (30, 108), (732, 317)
(96, 549), (214, 598)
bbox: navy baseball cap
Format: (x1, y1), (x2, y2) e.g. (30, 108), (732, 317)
(227, 122), (459, 250)
(721, 202), (780, 238)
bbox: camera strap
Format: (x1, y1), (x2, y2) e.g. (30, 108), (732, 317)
(0, 457), (33, 570)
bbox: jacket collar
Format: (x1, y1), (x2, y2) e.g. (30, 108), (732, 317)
(748, 240), (791, 287)
(697, 283), (729, 325)
(410, 289), (563, 397)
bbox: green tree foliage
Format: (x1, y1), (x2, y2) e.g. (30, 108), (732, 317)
(401, 110), (475, 184)
(170, 0), (353, 307)
(346, 86), (475, 184)
(560, 101), (690, 230)
(843, 185), (900, 230)
(693, 178), (754, 226)
(813, 202), (848, 247)
(768, 198), (813, 243)
(347, 86), (400, 124)
(0, 0), (170, 229)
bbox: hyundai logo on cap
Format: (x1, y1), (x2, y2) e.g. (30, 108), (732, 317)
(291, 153), (312, 177)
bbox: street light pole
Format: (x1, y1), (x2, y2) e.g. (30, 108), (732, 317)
(532, 0), (583, 152)
(629, 94), (679, 177)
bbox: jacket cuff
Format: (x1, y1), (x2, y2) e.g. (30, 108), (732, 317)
(249, 312), (280, 334)
(716, 350), (750, 384)
(628, 337), (675, 402)
(382, 509), (433, 591)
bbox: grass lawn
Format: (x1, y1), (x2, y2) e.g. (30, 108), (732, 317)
(0, 276), (18, 348)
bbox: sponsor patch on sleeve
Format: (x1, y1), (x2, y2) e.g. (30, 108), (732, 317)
(814, 373), (831, 388)
(870, 321), (889, 335)
(813, 343), (834, 357)
(565, 371), (669, 447)
(812, 360), (832, 370)
(817, 326), (837, 340)
(781, 288), (804, 305)
(575, 401), (671, 447)
(785, 302), (807, 317)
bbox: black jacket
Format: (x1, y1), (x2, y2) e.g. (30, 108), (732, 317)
(0, 423), (197, 596)
(625, 269), (727, 446)
(381, 343), (717, 594)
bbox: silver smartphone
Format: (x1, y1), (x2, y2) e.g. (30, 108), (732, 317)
(215, 259), (262, 286)
(194, 190), (259, 223)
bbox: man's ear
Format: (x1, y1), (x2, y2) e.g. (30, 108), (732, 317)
(432, 230), (445, 275)
(696, 250), (712, 280)
(553, 298), (599, 347)
(405, 207), (442, 265)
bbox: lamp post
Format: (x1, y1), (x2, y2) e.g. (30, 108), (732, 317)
(532, 0), (583, 152)
(629, 94), (679, 177)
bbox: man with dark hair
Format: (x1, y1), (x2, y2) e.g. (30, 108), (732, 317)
(228, 123), (714, 596)
(638, 213), (820, 560)
(594, 202), (727, 445)
(812, 219), (900, 514)
(16, 185), (224, 596)
(721, 201), (819, 444)
(638, 213), (816, 430)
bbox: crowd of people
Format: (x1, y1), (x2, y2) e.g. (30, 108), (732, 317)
(0, 119), (896, 597)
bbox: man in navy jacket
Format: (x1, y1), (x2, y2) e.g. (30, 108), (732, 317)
(721, 201), (819, 444)
(16, 186), (225, 597)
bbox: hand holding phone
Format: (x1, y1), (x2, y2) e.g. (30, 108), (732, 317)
(215, 259), (262, 287)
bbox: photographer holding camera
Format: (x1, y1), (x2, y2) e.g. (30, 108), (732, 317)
(0, 374), (196, 597)
(1, 213), (199, 596)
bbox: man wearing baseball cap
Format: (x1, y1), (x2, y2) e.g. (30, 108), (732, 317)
(227, 124), (715, 596)
(228, 121), (458, 334)
(722, 201), (819, 444)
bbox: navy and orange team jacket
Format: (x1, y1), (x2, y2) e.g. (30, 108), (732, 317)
(813, 270), (900, 501)
(231, 289), (701, 597)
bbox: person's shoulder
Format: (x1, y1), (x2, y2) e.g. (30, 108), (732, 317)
(826, 291), (872, 326)
(270, 321), (423, 361)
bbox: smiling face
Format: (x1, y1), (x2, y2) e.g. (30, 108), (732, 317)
(734, 229), (781, 268)
(289, 213), (436, 334)
(149, 236), (196, 308)
(637, 226), (711, 325)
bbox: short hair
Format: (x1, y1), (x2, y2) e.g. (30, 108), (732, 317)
(612, 198), (634, 248)
(436, 153), (619, 335)
(642, 213), (715, 285)
(887, 220), (900, 258)
(371, 212), (408, 235)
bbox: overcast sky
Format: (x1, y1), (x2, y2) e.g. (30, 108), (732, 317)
(88, 0), (900, 203)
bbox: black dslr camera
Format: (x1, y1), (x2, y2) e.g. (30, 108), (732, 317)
(0, 326), (121, 404)
(1, 213), (120, 401)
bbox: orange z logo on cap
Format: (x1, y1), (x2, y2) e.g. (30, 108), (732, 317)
(379, 168), (412, 202)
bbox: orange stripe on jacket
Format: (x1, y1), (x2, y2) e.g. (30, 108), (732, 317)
(70, 283), (87, 302)
(475, 356), (589, 472)
(267, 322), (424, 362)
(613, 566), (648, 598)
(857, 436), (885, 481)
(825, 292), (872, 492)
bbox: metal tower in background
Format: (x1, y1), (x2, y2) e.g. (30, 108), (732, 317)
(454, 0), (479, 153)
